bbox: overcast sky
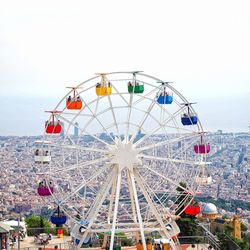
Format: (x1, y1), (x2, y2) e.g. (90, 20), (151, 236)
(0, 0), (250, 135)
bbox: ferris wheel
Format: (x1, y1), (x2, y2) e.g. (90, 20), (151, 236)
(35, 72), (211, 250)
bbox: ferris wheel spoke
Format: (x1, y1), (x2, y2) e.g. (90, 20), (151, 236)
(58, 115), (110, 147)
(171, 135), (199, 159)
(139, 154), (194, 165)
(109, 169), (122, 250)
(130, 96), (157, 143)
(125, 92), (134, 142)
(133, 170), (172, 239)
(77, 168), (116, 247)
(59, 164), (109, 205)
(126, 169), (138, 223)
(52, 143), (109, 154)
(112, 84), (129, 106)
(50, 156), (110, 175)
(128, 171), (147, 250)
(107, 95), (121, 140)
(82, 97), (116, 143)
(84, 167), (115, 221)
(142, 164), (194, 195)
(134, 107), (183, 147)
(132, 84), (160, 106)
(107, 174), (118, 224)
(172, 193), (193, 215)
(137, 133), (198, 152)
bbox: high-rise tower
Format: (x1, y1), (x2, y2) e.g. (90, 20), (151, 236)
(60, 122), (65, 137)
(74, 122), (79, 137)
(232, 215), (241, 240)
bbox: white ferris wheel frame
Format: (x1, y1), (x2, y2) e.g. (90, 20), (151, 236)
(41, 71), (209, 250)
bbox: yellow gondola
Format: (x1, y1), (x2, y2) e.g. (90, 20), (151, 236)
(95, 73), (112, 96)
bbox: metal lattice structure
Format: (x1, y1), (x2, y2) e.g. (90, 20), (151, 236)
(37, 72), (210, 250)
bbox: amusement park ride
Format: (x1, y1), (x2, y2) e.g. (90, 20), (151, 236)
(35, 72), (212, 250)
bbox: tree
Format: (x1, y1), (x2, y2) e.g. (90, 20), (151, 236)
(176, 182), (200, 243)
(40, 216), (44, 234)
(25, 215), (55, 236)
(241, 222), (248, 232)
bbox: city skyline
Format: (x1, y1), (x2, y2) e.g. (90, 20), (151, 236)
(1, 1), (250, 135)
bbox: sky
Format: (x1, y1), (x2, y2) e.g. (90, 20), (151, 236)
(0, 0), (250, 136)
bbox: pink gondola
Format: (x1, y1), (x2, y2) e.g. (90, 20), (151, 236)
(37, 186), (54, 196)
(194, 143), (210, 154)
(194, 134), (210, 154)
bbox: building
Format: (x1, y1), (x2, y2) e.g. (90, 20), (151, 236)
(200, 203), (242, 241)
(60, 122), (65, 137)
(201, 203), (218, 220)
(74, 122), (79, 137)
(232, 215), (241, 240)
(0, 222), (13, 250)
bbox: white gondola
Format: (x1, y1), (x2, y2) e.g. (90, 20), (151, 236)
(195, 174), (212, 185)
(195, 161), (212, 185)
(34, 140), (51, 163)
(165, 220), (180, 238)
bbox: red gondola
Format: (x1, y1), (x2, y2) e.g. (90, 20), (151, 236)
(45, 111), (62, 134)
(66, 87), (83, 110)
(184, 204), (201, 216)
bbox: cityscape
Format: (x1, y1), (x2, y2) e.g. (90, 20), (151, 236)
(0, 129), (250, 249)
(1, 1), (250, 250)
(0, 131), (249, 220)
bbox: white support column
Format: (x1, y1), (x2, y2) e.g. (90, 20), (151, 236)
(108, 174), (118, 224)
(77, 168), (115, 248)
(127, 169), (138, 223)
(109, 168), (122, 250)
(129, 170), (147, 250)
(134, 170), (177, 250)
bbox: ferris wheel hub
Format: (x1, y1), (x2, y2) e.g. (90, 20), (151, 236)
(110, 139), (142, 171)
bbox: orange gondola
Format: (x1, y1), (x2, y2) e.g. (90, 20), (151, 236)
(66, 87), (83, 110)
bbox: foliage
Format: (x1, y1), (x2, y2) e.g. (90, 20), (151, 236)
(216, 225), (250, 249)
(176, 182), (187, 192)
(176, 182), (200, 243)
(25, 215), (56, 236)
(224, 224), (233, 235)
(98, 232), (132, 246)
(241, 222), (248, 232)
(196, 196), (250, 212)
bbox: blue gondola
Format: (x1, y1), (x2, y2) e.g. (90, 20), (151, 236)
(157, 94), (173, 104)
(51, 215), (67, 225)
(180, 102), (198, 126)
(181, 115), (198, 125)
(50, 206), (67, 225)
